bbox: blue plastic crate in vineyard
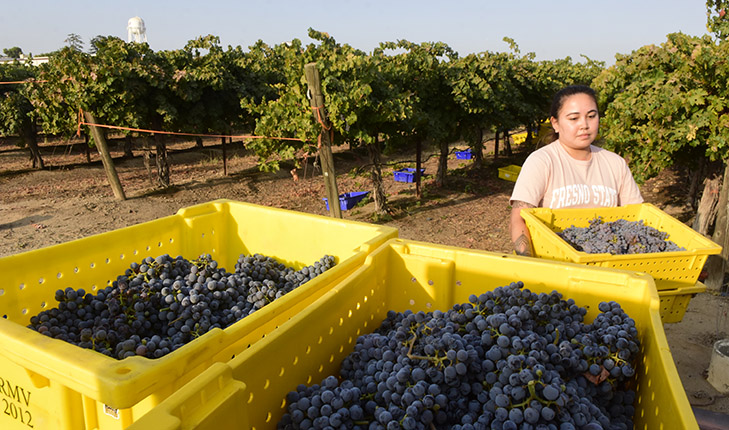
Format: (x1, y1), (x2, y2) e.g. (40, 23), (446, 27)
(393, 168), (425, 183)
(323, 191), (370, 211)
(455, 149), (473, 159)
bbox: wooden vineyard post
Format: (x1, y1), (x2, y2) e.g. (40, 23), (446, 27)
(304, 62), (342, 219)
(416, 140), (422, 198)
(504, 130), (512, 156)
(221, 136), (228, 176)
(83, 111), (127, 201)
(706, 162), (729, 291)
(494, 131), (500, 159)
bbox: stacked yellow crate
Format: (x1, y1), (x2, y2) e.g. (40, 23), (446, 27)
(520, 203), (721, 323)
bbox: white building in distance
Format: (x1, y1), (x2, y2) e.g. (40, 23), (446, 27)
(0, 54), (49, 66)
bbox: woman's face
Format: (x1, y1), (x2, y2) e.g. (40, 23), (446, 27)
(551, 93), (599, 157)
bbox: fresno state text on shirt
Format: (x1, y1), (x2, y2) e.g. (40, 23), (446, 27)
(551, 184), (618, 209)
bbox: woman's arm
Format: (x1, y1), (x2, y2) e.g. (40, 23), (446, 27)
(510, 200), (535, 256)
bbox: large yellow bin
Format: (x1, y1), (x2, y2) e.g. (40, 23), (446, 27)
(128, 238), (698, 430)
(0, 199), (397, 430)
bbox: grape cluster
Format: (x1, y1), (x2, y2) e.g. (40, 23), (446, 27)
(237, 254), (335, 311)
(27, 253), (336, 360)
(278, 282), (639, 430)
(557, 217), (684, 255)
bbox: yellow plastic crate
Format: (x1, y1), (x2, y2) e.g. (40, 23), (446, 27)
(498, 164), (521, 182)
(0, 199), (397, 430)
(529, 120), (553, 145)
(511, 132), (527, 145)
(128, 238), (698, 430)
(521, 203), (721, 289)
(658, 281), (706, 324)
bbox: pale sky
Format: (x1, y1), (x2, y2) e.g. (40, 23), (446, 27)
(0, 0), (711, 65)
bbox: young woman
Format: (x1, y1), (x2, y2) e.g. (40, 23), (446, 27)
(509, 85), (643, 256)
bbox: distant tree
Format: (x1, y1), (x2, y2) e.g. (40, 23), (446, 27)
(707, 0), (729, 39)
(3, 47), (22, 58)
(65, 33), (84, 52)
(89, 36), (104, 54)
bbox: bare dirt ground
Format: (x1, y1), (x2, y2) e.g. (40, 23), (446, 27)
(1, 135), (728, 418)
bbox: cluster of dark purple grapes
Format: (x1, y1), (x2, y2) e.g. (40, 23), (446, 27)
(27, 253), (336, 360)
(557, 217), (684, 255)
(237, 254), (335, 311)
(278, 282), (639, 430)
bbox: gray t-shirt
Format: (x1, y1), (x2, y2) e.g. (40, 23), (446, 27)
(510, 141), (643, 209)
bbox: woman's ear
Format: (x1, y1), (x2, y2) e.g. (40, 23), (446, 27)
(550, 116), (559, 135)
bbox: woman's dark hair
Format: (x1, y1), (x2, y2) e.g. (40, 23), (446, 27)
(545, 85), (599, 144)
(550, 84), (598, 119)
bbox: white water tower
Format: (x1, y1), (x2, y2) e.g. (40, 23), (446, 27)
(127, 17), (147, 43)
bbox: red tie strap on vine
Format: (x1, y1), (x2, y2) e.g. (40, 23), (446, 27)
(310, 105), (331, 130)
(0, 79), (49, 85)
(76, 114), (304, 144)
(76, 108), (83, 137)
